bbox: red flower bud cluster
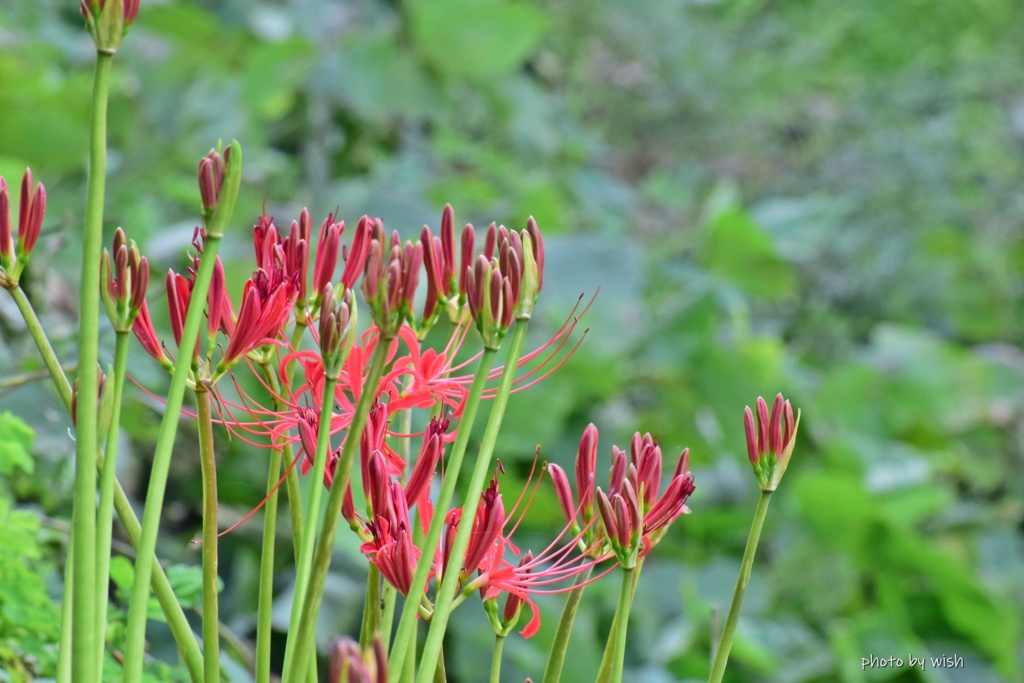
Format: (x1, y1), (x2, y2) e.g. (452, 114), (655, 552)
(0, 169), (47, 288)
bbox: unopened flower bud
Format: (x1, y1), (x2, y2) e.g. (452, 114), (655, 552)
(319, 283), (357, 379)
(743, 393), (801, 492)
(198, 141), (242, 238)
(81, 0), (139, 53)
(101, 228), (150, 332)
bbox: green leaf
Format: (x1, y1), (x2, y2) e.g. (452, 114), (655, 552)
(0, 412), (35, 476)
(410, 0), (549, 81)
(701, 203), (796, 301)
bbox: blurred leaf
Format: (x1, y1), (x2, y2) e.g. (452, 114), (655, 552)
(700, 203), (796, 302)
(0, 412), (34, 476)
(410, 0), (548, 80)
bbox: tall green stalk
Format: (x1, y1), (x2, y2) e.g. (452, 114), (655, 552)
(361, 564), (383, 650)
(489, 634), (506, 683)
(609, 568), (635, 683)
(708, 490), (772, 683)
(596, 561), (642, 683)
(286, 343), (391, 682)
(541, 565), (593, 683)
(254, 362), (288, 683)
(415, 322), (529, 683)
(121, 141), (241, 683)
(196, 388), (221, 683)
(71, 49), (114, 680)
(387, 349), (498, 680)
(95, 331), (130, 679)
(57, 539), (73, 683)
(7, 279), (203, 680)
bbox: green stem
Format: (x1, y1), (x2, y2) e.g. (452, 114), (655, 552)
(280, 372), (338, 680)
(95, 331), (130, 679)
(8, 285), (74, 408)
(279, 322), (309, 564)
(609, 568), (634, 683)
(388, 349), (498, 680)
(196, 388), (221, 683)
(7, 281), (203, 680)
(361, 564), (382, 650)
(57, 537), (73, 683)
(287, 342), (391, 682)
(109, 468), (204, 681)
(433, 651), (446, 683)
(708, 490), (772, 683)
(379, 407), (411, 653)
(381, 584), (398, 653)
(254, 362), (287, 683)
(541, 565), (593, 683)
(72, 49), (114, 681)
(489, 635), (505, 683)
(416, 323), (529, 683)
(121, 229), (228, 683)
(596, 560), (642, 683)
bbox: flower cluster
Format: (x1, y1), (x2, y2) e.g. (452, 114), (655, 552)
(0, 169), (46, 289)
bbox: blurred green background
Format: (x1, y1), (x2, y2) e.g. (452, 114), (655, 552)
(1, 0), (1023, 681)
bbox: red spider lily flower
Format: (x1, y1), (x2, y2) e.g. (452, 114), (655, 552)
(420, 204), (466, 326)
(341, 216), (373, 292)
(328, 635), (386, 683)
(360, 477), (421, 597)
(0, 170), (46, 286)
(101, 228), (149, 332)
(460, 465), (611, 639)
(218, 266), (298, 371)
(403, 415), (448, 506)
(744, 393), (801, 492)
(16, 170), (45, 261)
(361, 221), (422, 338)
(312, 213), (343, 310)
(214, 293), (589, 452)
(286, 210), (311, 301)
(551, 425), (695, 560)
(166, 269), (198, 361)
(131, 300), (172, 369)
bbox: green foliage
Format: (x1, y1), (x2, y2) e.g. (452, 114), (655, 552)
(1, 0), (1022, 681)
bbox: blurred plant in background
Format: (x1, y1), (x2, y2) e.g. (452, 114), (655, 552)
(0, 0), (1022, 681)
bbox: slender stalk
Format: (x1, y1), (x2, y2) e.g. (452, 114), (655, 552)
(57, 537), (73, 683)
(8, 285), (74, 406)
(609, 568), (635, 683)
(287, 343), (391, 682)
(280, 373), (338, 680)
(121, 229), (228, 683)
(95, 331), (130, 679)
(121, 131), (240, 681)
(196, 388), (221, 683)
(283, 323), (309, 563)
(596, 561), (642, 683)
(433, 652), (446, 683)
(71, 49), (114, 680)
(361, 564), (382, 650)
(379, 407), (412, 653)
(254, 361), (286, 683)
(489, 635), (505, 683)
(416, 323), (529, 683)
(708, 490), (773, 683)
(10, 284), (203, 679)
(9, 283), (203, 680)
(381, 584), (398, 651)
(541, 565), (593, 683)
(387, 349), (498, 680)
